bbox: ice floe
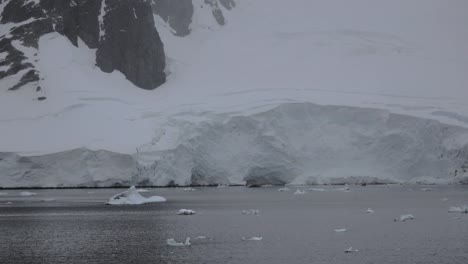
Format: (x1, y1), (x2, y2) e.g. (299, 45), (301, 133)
(19, 191), (37, 196)
(365, 208), (375, 213)
(242, 209), (260, 215)
(345, 247), (359, 253)
(242, 236), (263, 241)
(334, 228), (347, 233)
(396, 214), (415, 222)
(294, 189), (306, 195)
(448, 205), (468, 213)
(105, 186), (166, 205)
(177, 209), (196, 215)
(167, 237), (191, 246)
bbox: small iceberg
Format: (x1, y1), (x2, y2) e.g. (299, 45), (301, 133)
(294, 189), (306, 195)
(177, 209), (196, 215)
(448, 205), (468, 214)
(167, 237), (191, 247)
(345, 247), (358, 253)
(396, 214), (415, 222)
(334, 228), (347, 233)
(365, 208), (375, 213)
(278, 187), (290, 192)
(106, 186), (166, 205)
(242, 236), (263, 241)
(242, 209), (260, 215)
(19, 191), (36, 196)
(183, 187), (197, 191)
(309, 188), (327, 192)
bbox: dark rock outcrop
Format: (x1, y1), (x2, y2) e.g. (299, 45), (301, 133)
(0, 0), (166, 91)
(152, 0), (194, 37)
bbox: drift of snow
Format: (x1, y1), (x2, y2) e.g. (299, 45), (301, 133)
(105, 186), (166, 205)
(167, 237), (191, 247)
(294, 189), (306, 195)
(448, 206), (468, 214)
(177, 209), (196, 215)
(19, 191), (36, 196)
(397, 214), (415, 222)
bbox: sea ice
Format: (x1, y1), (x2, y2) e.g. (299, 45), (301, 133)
(177, 209), (196, 215)
(167, 237), (191, 247)
(105, 186), (166, 205)
(19, 191), (36, 196)
(448, 205), (468, 213)
(294, 189), (305, 195)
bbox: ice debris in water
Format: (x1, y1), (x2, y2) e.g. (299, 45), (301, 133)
(0, 192), (8, 196)
(278, 187), (290, 192)
(242, 237), (263, 241)
(19, 191), (36, 196)
(448, 205), (468, 214)
(345, 247), (359, 253)
(396, 214), (415, 222)
(242, 209), (260, 215)
(105, 186), (166, 205)
(136, 188), (150, 193)
(309, 188), (327, 192)
(334, 228), (347, 232)
(294, 189), (306, 195)
(167, 237), (191, 247)
(183, 187), (197, 191)
(365, 208), (375, 213)
(420, 188), (431, 191)
(177, 209), (196, 215)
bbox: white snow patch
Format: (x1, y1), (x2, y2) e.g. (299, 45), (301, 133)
(98, 0), (107, 41)
(106, 186), (166, 205)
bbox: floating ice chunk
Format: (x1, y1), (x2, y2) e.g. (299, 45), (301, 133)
(242, 209), (260, 215)
(448, 205), (468, 213)
(195, 236), (207, 239)
(309, 188), (327, 192)
(183, 187), (197, 191)
(396, 214), (415, 222)
(19, 191), (36, 196)
(420, 188), (431, 191)
(278, 187), (290, 192)
(334, 228), (347, 232)
(167, 237), (191, 246)
(242, 236), (263, 241)
(365, 208), (375, 213)
(177, 209), (196, 215)
(106, 186), (166, 205)
(0, 192), (8, 196)
(294, 189), (306, 195)
(336, 186), (350, 192)
(137, 188), (150, 193)
(345, 247), (358, 253)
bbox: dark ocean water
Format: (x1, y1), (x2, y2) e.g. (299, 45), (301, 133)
(0, 185), (467, 264)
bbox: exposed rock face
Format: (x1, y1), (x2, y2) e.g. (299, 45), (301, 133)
(152, 0), (194, 37)
(204, 0), (226, 25)
(0, 0), (166, 91)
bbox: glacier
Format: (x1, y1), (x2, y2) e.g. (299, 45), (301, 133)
(1, 103), (468, 188)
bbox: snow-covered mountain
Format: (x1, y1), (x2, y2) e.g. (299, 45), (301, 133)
(1, 0), (468, 187)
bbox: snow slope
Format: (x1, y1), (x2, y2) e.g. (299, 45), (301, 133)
(0, 0), (467, 186)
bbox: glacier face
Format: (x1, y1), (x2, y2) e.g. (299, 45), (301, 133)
(136, 103), (468, 186)
(1, 103), (468, 188)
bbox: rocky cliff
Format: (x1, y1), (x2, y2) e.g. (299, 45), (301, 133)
(0, 0), (166, 92)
